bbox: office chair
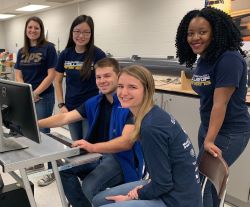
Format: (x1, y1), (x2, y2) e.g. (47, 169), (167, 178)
(199, 151), (229, 207)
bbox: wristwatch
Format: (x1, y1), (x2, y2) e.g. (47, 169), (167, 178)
(58, 102), (65, 108)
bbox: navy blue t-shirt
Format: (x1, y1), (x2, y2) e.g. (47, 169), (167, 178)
(191, 50), (250, 133)
(137, 105), (202, 207)
(56, 46), (106, 110)
(15, 42), (57, 95)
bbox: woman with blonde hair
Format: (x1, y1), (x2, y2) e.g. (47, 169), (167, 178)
(73, 65), (202, 207)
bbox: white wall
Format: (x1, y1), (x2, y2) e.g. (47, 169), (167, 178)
(3, 0), (204, 57)
(0, 22), (5, 49)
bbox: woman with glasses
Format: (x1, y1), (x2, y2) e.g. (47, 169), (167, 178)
(55, 15), (106, 141)
(38, 15), (106, 187)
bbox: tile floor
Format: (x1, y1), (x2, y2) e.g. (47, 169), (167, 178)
(1, 127), (232, 207)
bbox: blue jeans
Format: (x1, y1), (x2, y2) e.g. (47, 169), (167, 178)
(35, 90), (55, 134)
(60, 154), (124, 207)
(92, 180), (166, 207)
(68, 119), (88, 141)
(198, 124), (250, 207)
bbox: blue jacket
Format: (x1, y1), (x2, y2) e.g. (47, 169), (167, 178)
(84, 93), (143, 182)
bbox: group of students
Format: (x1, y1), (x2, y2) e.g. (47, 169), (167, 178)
(14, 6), (250, 207)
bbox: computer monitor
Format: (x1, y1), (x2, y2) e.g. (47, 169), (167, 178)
(0, 79), (41, 153)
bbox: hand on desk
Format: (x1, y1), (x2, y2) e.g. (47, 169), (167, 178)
(72, 140), (94, 153)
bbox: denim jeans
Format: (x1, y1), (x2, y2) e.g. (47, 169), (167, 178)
(92, 180), (166, 207)
(198, 124), (250, 207)
(60, 154), (124, 207)
(35, 90), (55, 134)
(68, 119), (88, 141)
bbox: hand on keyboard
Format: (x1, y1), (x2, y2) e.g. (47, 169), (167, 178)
(47, 133), (88, 156)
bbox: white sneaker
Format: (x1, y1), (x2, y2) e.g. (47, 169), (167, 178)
(37, 173), (55, 187)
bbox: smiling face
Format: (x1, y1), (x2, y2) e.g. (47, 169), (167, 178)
(26, 20), (41, 45)
(72, 22), (91, 51)
(95, 66), (118, 95)
(187, 17), (213, 56)
(117, 73), (144, 115)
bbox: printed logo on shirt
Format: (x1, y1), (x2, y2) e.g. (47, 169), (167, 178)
(196, 173), (200, 184)
(170, 115), (176, 125)
(20, 53), (42, 65)
(246, 70), (249, 88)
(190, 148), (196, 157)
(64, 61), (83, 70)
(191, 74), (211, 86)
(182, 138), (191, 149)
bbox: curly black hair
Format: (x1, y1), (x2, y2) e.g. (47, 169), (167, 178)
(175, 7), (245, 68)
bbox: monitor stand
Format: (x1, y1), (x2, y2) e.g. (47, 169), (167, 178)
(0, 111), (27, 153)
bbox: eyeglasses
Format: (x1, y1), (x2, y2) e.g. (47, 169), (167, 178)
(73, 30), (91, 37)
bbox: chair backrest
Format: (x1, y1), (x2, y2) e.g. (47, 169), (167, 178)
(199, 151), (229, 199)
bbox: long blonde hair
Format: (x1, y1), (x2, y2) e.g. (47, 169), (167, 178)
(119, 65), (155, 141)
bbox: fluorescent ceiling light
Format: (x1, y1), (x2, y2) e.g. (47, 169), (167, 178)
(16, 4), (50, 12)
(0, 14), (16, 19)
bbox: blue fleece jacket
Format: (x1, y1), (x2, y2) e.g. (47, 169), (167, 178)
(78, 93), (143, 182)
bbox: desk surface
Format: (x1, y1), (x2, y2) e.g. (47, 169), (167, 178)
(0, 133), (80, 172)
(153, 75), (250, 104)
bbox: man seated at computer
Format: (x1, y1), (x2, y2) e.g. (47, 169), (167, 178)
(38, 57), (143, 207)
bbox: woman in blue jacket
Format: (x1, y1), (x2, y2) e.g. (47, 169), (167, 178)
(75, 65), (202, 207)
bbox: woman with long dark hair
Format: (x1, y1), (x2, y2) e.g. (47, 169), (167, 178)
(15, 16), (57, 177)
(15, 16), (57, 134)
(38, 15), (106, 187)
(55, 15), (106, 141)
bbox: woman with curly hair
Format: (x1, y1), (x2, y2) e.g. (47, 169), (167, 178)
(176, 7), (250, 207)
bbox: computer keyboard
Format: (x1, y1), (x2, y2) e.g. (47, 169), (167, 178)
(46, 132), (87, 155)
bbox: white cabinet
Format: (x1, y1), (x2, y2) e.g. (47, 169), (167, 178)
(153, 92), (163, 107)
(227, 144), (250, 205)
(161, 93), (200, 153)
(225, 107), (250, 205)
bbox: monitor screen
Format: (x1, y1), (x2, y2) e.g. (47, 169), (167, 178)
(0, 79), (41, 152)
